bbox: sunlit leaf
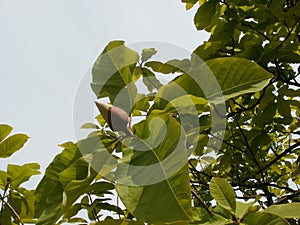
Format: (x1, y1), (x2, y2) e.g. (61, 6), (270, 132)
(235, 201), (255, 219)
(91, 40), (139, 105)
(7, 163), (40, 189)
(263, 203), (300, 219)
(0, 124), (13, 142)
(116, 115), (192, 224)
(0, 134), (29, 158)
(167, 57), (273, 104)
(244, 212), (289, 225)
(209, 177), (236, 214)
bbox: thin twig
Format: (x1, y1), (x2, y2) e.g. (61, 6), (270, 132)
(275, 189), (300, 204)
(0, 194), (23, 225)
(241, 142), (300, 182)
(191, 189), (212, 215)
(87, 193), (100, 222)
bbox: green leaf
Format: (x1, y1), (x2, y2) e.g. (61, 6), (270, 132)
(263, 203), (300, 219)
(170, 57), (273, 104)
(251, 133), (272, 153)
(186, 3), (196, 10)
(67, 217), (88, 223)
(192, 41), (223, 61)
(244, 212), (289, 225)
(235, 201), (255, 219)
(209, 177), (236, 213)
(1, 201), (12, 225)
(145, 61), (178, 74)
(35, 136), (116, 224)
(277, 97), (291, 118)
(81, 123), (100, 129)
(20, 219), (38, 223)
(0, 134), (29, 158)
(181, 0), (198, 3)
(209, 21), (235, 44)
(141, 67), (162, 92)
(133, 94), (150, 113)
(206, 57), (273, 101)
(141, 48), (157, 62)
(92, 219), (144, 225)
(0, 170), (9, 188)
(150, 95), (208, 115)
(59, 161), (95, 207)
(191, 207), (229, 225)
(194, 0), (218, 30)
(91, 40), (139, 103)
(87, 181), (114, 196)
(253, 102), (277, 127)
(34, 178), (64, 225)
(34, 142), (85, 224)
(7, 163), (40, 189)
(0, 124), (13, 142)
(194, 134), (209, 156)
(17, 189), (36, 219)
(213, 204), (233, 220)
(145, 60), (182, 74)
(116, 115), (192, 224)
(167, 59), (191, 72)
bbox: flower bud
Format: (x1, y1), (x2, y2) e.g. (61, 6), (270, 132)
(95, 101), (129, 132)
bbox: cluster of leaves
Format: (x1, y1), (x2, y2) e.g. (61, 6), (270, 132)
(1, 0), (299, 225)
(192, 177), (300, 225)
(0, 124), (39, 224)
(182, 0), (300, 224)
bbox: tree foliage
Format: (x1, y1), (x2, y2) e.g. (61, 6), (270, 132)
(1, 0), (300, 224)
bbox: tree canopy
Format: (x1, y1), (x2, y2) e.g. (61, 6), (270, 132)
(1, 0), (300, 224)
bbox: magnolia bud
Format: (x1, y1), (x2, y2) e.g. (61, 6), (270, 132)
(95, 101), (129, 132)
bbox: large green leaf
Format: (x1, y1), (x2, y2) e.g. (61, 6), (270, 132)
(7, 163), (40, 189)
(91, 40), (139, 107)
(173, 57), (272, 103)
(194, 0), (218, 30)
(34, 142), (81, 225)
(205, 57), (273, 99)
(0, 133), (29, 158)
(0, 124), (13, 142)
(244, 212), (289, 225)
(209, 177), (236, 214)
(150, 95), (208, 115)
(115, 115), (192, 224)
(263, 203), (300, 219)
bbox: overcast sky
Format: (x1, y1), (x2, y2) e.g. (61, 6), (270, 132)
(0, 1), (207, 186)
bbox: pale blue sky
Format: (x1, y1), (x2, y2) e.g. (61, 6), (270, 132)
(0, 1), (207, 186)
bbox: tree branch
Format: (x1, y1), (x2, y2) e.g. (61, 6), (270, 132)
(275, 189), (300, 204)
(242, 142), (300, 182)
(260, 142), (300, 173)
(191, 189), (212, 215)
(0, 194), (23, 224)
